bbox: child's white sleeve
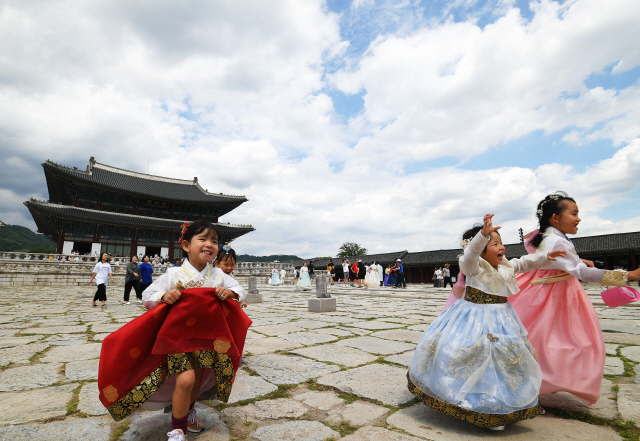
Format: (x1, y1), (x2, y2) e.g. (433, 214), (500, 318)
(542, 239), (628, 286)
(508, 252), (549, 274)
(222, 272), (247, 302)
(459, 231), (491, 277)
(142, 271), (173, 310)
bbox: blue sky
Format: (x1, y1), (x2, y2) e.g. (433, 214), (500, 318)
(1, 0), (639, 257)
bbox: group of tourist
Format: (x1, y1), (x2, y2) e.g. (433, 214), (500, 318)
(432, 264), (454, 288)
(269, 267), (288, 286)
(88, 254), (156, 307)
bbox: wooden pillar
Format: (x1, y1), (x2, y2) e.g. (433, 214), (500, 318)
(603, 255), (610, 270)
(630, 252), (637, 271)
(57, 232), (64, 254)
(130, 236), (137, 259)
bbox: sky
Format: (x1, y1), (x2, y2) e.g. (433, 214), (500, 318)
(1, 0), (640, 258)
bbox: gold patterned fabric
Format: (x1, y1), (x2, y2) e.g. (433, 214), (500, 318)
(602, 270), (628, 287)
(530, 272), (572, 285)
(106, 350), (236, 421)
(465, 286), (507, 304)
(407, 375), (542, 428)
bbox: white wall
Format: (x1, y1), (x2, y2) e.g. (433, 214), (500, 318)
(91, 243), (101, 255)
(160, 247), (169, 259)
(62, 241), (74, 254)
(137, 245), (146, 257)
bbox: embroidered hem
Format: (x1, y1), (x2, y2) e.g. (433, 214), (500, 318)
(465, 286), (507, 304)
(106, 350), (235, 421)
(530, 272), (572, 285)
(407, 375), (542, 428)
(602, 270), (628, 287)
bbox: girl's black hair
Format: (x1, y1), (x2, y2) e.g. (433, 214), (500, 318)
(216, 246), (237, 264)
(130, 255), (138, 262)
(180, 219), (220, 259)
(531, 192), (576, 248)
(142, 255), (150, 262)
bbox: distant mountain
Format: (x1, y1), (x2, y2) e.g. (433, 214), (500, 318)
(236, 254), (303, 263)
(0, 221), (56, 252)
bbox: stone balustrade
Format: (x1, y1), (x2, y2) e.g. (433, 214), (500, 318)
(0, 252), (296, 287)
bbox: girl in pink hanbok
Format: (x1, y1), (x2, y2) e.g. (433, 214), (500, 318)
(509, 192), (640, 404)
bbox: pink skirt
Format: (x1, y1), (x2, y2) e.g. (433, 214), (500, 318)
(509, 269), (605, 404)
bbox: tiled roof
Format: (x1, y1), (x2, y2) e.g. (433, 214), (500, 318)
(24, 199), (254, 240)
(43, 159), (247, 204)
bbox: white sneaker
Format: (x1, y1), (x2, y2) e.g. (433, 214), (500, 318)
(488, 426), (505, 431)
(167, 429), (186, 441)
(136, 299), (142, 303)
(125, 301), (130, 305)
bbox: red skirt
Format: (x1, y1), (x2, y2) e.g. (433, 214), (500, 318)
(98, 288), (252, 421)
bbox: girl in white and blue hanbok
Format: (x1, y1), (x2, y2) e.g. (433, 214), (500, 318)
(295, 263), (312, 291)
(269, 268), (282, 286)
(408, 214), (566, 430)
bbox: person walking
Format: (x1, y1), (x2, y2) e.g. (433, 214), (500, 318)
(328, 259), (335, 285)
(139, 255), (154, 293)
(443, 264), (453, 288)
(308, 261), (315, 282)
(377, 262), (384, 286)
(89, 252), (115, 307)
(123, 255), (142, 305)
(394, 259), (406, 289)
(341, 260), (349, 284)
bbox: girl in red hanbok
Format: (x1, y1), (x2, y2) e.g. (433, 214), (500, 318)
(98, 220), (250, 441)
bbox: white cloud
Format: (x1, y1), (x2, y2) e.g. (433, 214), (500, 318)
(0, 0), (639, 258)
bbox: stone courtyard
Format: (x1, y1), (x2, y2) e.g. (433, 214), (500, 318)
(0, 282), (639, 441)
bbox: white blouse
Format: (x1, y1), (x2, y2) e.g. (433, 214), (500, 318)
(459, 231), (549, 297)
(142, 259), (247, 309)
(534, 227), (627, 286)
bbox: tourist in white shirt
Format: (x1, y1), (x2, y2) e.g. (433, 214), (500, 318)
(89, 252), (115, 307)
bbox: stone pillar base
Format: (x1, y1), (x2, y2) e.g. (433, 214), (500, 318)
(308, 297), (336, 312)
(246, 293), (263, 304)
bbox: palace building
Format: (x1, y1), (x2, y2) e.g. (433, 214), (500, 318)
(24, 157), (254, 258)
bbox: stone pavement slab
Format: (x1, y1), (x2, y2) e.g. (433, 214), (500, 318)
(335, 336), (416, 355)
(0, 384), (76, 425)
(278, 331), (338, 346)
(0, 343), (49, 365)
(385, 350), (415, 367)
(604, 356), (624, 375)
(313, 327), (354, 337)
(245, 354), (340, 384)
(40, 343), (102, 362)
(290, 320), (334, 329)
(0, 336), (41, 348)
(605, 343), (618, 355)
(602, 332), (640, 345)
(372, 329), (423, 343)
(346, 320), (405, 330)
(291, 343), (378, 367)
(538, 379), (617, 419)
(341, 426), (423, 441)
(0, 420), (112, 441)
(251, 323), (305, 336)
(43, 335), (87, 346)
(227, 369), (278, 404)
(221, 398), (307, 421)
(318, 364), (415, 405)
(387, 404), (623, 440)
(244, 337), (304, 355)
(21, 325), (87, 335)
(620, 345), (640, 362)
(618, 383), (640, 424)
(91, 323), (124, 333)
(251, 420), (339, 441)
(0, 363), (63, 391)
(327, 401), (389, 427)
(65, 358), (100, 381)
(293, 390), (344, 411)
(78, 382), (108, 416)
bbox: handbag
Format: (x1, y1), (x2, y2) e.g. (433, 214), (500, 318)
(601, 286), (640, 308)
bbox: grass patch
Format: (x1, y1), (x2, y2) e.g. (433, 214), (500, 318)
(326, 421), (358, 436)
(66, 384), (83, 414)
(306, 378), (330, 391)
(215, 384), (297, 411)
(243, 367), (261, 377)
(337, 392), (358, 404)
(109, 420), (131, 441)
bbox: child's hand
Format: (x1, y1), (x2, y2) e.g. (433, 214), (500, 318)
(581, 259), (595, 268)
(240, 302), (248, 308)
(546, 250), (568, 261)
(161, 289), (182, 305)
(481, 214), (501, 237)
(216, 287), (237, 301)
(628, 267), (640, 281)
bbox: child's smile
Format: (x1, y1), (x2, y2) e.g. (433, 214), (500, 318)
(182, 230), (218, 271)
(481, 232), (506, 269)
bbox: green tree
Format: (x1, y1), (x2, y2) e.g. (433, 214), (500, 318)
(336, 242), (367, 258)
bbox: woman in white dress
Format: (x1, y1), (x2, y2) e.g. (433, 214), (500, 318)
(366, 262), (380, 287)
(269, 268), (282, 286)
(296, 262), (312, 291)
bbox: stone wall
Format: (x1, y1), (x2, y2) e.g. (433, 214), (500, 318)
(0, 254), (295, 287)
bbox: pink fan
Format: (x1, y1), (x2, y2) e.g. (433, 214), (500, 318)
(601, 286), (640, 308)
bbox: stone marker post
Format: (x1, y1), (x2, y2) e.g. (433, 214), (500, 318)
(246, 275), (263, 304)
(308, 273), (336, 312)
